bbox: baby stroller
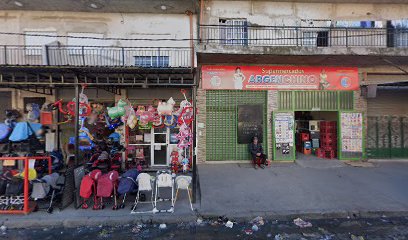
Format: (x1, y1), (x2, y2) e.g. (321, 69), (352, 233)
(1, 176), (25, 210)
(31, 173), (65, 213)
(79, 169), (101, 209)
(95, 170), (119, 210)
(117, 169), (139, 209)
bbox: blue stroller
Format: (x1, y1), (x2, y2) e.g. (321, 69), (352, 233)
(117, 169), (139, 209)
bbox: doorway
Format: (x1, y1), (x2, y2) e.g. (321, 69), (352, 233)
(295, 111), (338, 160)
(128, 127), (179, 167)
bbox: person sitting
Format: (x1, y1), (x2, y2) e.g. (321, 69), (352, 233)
(249, 136), (267, 169)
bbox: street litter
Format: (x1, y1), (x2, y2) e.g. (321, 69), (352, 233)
(251, 224), (259, 232)
(351, 234), (365, 240)
(275, 234), (283, 240)
(159, 224), (167, 230)
(0, 226), (7, 232)
(293, 218), (312, 228)
(251, 216), (265, 226)
(225, 221), (234, 228)
(196, 218), (203, 225)
(244, 229), (253, 235)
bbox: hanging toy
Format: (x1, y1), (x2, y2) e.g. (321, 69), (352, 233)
(152, 113), (164, 128)
(157, 97), (175, 116)
(69, 117), (94, 151)
(176, 123), (193, 149)
(178, 106), (194, 126)
(107, 99), (127, 119)
(181, 157), (190, 173)
(26, 103), (40, 123)
(126, 106), (138, 129)
(170, 149), (180, 174)
(164, 115), (178, 128)
(104, 114), (123, 130)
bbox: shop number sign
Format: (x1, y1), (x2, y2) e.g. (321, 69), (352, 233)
(202, 65), (359, 91)
(340, 112), (363, 153)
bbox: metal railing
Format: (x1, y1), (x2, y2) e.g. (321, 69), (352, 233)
(0, 45), (193, 68)
(200, 25), (408, 48)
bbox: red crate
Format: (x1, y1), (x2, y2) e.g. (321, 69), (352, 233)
(320, 133), (337, 142)
(320, 144), (337, 151)
(316, 148), (337, 159)
(300, 133), (310, 142)
(320, 121), (336, 128)
(320, 125), (337, 133)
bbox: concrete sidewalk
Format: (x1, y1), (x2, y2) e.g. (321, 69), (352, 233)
(1, 161), (408, 229)
(198, 161), (408, 218)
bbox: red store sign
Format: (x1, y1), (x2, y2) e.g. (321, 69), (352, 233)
(201, 65), (359, 91)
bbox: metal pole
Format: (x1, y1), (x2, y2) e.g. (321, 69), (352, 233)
(74, 79), (80, 166)
(192, 85), (197, 203)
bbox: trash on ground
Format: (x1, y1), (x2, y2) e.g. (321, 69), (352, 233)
(267, 233), (273, 238)
(244, 229), (253, 235)
(196, 218), (203, 225)
(0, 226), (7, 232)
(274, 234), (283, 240)
(293, 218), (312, 228)
(218, 216), (228, 224)
(251, 216), (265, 226)
(225, 221), (233, 228)
(251, 224), (259, 232)
(159, 224), (167, 230)
(351, 234), (365, 240)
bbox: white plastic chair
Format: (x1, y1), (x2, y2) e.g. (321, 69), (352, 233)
(153, 170), (174, 213)
(130, 173), (154, 214)
(174, 175), (193, 211)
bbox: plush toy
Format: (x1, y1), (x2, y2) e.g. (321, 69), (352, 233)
(107, 99), (127, 119)
(126, 107), (138, 129)
(176, 123), (193, 149)
(26, 103), (40, 122)
(157, 97), (175, 116)
(181, 157), (190, 173)
(170, 150), (180, 174)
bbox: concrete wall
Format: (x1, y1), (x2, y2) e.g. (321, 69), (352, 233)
(367, 88), (408, 116)
(202, 1), (408, 25)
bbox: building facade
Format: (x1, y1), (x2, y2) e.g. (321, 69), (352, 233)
(195, 0), (408, 163)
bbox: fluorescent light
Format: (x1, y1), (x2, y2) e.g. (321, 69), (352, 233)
(14, 1), (23, 7)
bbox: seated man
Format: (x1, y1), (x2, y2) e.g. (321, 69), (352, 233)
(249, 136), (267, 169)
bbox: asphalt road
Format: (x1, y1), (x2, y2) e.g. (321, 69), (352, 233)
(1, 215), (408, 240)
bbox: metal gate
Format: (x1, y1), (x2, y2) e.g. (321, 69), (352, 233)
(367, 116), (408, 159)
(206, 90), (267, 161)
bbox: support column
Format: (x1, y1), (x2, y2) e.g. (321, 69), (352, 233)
(74, 80), (80, 166)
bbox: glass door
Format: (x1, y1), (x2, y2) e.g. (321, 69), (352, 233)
(152, 128), (168, 166)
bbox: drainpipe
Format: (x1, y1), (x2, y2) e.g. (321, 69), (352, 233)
(199, 0), (204, 42)
(186, 10), (194, 69)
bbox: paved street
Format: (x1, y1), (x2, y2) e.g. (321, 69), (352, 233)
(2, 215), (408, 239)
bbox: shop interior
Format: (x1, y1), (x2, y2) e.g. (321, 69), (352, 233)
(0, 86), (195, 214)
(295, 111), (338, 160)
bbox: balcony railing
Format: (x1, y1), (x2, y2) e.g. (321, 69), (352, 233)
(0, 46), (193, 68)
(200, 25), (408, 48)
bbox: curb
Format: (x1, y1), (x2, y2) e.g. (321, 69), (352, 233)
(1, 210), (408, 229)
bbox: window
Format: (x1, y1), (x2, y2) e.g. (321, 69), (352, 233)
(219, 19), (248, 46)
(134, 56), (169, 67)
(335, 21), (382, 28)
(25, 31), (57, 55)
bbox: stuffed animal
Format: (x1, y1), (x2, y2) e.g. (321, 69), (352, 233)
(157, 97), (175, 116)
(26, 103), (40, 122)
(170, 150), (180, 174)
(107, 99), (127, 119)
(181, 157), (190, 173)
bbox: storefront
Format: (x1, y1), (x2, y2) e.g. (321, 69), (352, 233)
(200, 65), (365, 162)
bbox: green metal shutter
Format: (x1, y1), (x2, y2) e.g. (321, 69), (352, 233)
(278, 91), (354, 111)
(206, 90), (267, 161)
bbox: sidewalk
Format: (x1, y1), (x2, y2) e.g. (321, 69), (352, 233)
(198, 161), (408, 219)
(1, 161), (408, 229)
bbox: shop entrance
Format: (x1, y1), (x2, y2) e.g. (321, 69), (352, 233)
(128, 126), (180, 167)
(295, 111), (339, 160)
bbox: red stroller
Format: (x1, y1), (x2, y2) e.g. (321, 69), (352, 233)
(95, 170), (119, 210)
(79, 169), (101, 209)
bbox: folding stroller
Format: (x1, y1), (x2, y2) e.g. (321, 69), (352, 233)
(95, 170), (119, 210)
(79, 169), (101, 209)
(117, 169), (138, 209)
(174, 176), (193, 211)
(31, 173), (65, 213)
(131, 173), (154, 214)
(2, 177), (25, 210)
(153, 170), (175, 214)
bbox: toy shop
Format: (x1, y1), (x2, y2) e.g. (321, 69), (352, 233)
(201, 65), (365, 163)
(0, 68), (196, 214)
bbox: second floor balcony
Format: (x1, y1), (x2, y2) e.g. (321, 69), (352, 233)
(0, 45), (193, 69)
(199, 25), (408, 49)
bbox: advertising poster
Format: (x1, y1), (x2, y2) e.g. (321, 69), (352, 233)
(341, 112), (363, 153)
(275, 113), (294, 146)
(202, 65), (359, 91)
